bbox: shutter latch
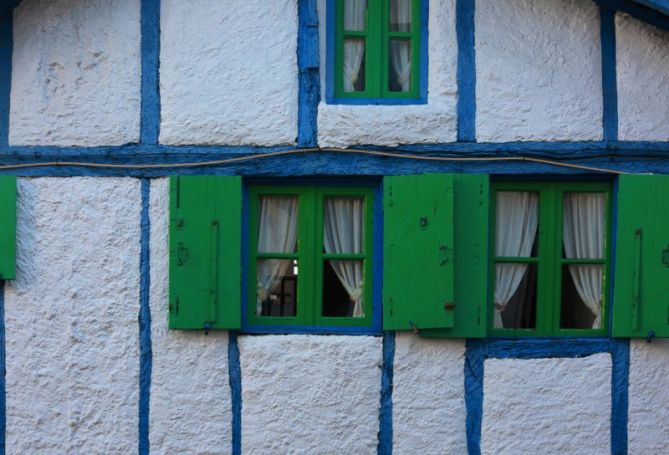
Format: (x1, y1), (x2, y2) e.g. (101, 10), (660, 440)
(444, 302), (455, 311)
(177, 243), (189, 265)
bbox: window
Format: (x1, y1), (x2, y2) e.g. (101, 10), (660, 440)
(247, 186), (374, 328)
(331, 0), (424, 102)
(0, 175), (16, 281)
(490, 182), (611, 337)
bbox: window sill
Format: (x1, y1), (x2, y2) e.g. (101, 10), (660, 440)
(325, 96), (428, 105)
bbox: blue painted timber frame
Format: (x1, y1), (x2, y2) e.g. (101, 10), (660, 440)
(325, 0), (429, 104)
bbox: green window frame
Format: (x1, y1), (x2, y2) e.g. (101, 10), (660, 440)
(247, 185), (374, 328)
(334, 0), (422, 100)
(0, 175), (16, 281)
(489, 181), (612, 337)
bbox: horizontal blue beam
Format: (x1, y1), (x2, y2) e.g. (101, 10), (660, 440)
(595, 0), (669, 31)
(485, 338), (614, 359)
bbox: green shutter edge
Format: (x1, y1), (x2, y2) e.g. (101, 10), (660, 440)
(0, 175), (16, 281)
(382, 173), (489, 337)
(613, 174), (669, 338)
(169, 176), (242, 330)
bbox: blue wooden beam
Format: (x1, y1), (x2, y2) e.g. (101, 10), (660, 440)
(595, 0), (669, 31)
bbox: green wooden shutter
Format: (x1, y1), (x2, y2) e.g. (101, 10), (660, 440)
(613, 174), (669, 338)
(383, 174), (456, 331)
(169, 176), (241, 330)
(421, 174), (489, 338)
(0, 176), (16, 280)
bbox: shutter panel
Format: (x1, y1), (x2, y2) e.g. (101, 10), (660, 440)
(169, 176), (241, 330)
(383, 174), (455, 331)
(422, 174), (489, 338)
(0, 175), (16, 280)
(613, 174), (669, 338)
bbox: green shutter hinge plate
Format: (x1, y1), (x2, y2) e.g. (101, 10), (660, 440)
(662, 245), (669, 267)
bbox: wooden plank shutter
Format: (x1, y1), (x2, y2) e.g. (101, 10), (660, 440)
(0, 175), (16, 280)
(169, 176), (241, 330)
(383, 174), (456, 331)
(421, 174), (489, 338)
(613, 174), (669, 338)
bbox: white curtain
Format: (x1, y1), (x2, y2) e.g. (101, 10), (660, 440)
(563, 193), (606, 328)
(494, 192), (539, 328)
(389, 0), (412, 92)
(256, 196), (298, 315)
(324, 198), (365, 317)
(343, 0), (366, 92)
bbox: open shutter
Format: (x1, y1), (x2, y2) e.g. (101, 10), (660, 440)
(383, 174), (455, 331)
(169, 176), (241, 330)
(421, 174), (489, 338)
(0, 176), (16, 280)
(613, 174), (669, 338)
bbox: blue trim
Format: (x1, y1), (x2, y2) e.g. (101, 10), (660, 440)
(228, 332), (242, 455)
(0, 12), (12, 148)
(377, 332), (395, 455)
(464, 339), (484, 455)
(297, 0), (320, 147)
(325, 0), (429, 105)
(611, 338), (630, 455)
(601, 6), (619, 142)
(138, 179), (152, 455)
(140, 0), (160, 145)
(633, 0), (669, 16)
(456, 0), (476, 142)
(485, 338), (614, 359)
(595, 0), (669, 32)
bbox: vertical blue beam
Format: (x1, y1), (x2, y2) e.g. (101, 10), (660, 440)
(228, 332), (242, 455)
(456, 0), (476, 142)
(0, 12), (12, 148)
(600, 5), (619, 142)
(464, 339), (484, 455)
(297, 0), (320, 147)
(377, 332), (395, 455)
(138, 179), (152, 455)
(611, 338), (629, 455)
(141, 0), (161, 145)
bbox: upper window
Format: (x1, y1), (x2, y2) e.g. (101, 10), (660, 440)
(331, 0), (425, 102)
(247, 186), (374, 328)
(490, 182), (611, 337)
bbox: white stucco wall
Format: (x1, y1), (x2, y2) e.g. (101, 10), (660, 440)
(616, 13), (669, 141)
(628, 339), (669, 454)
(9, 0), (141, 146)
(476, 0), (603, 142)
(481, 354), (612, 455)
(393, 334), (467, 454)
(316, 0), (458, 147)
(160, 0), (298, 146)
(239, 335), (382, 455)
(148, 178), (233, 454)
(4, 178), (141, 454)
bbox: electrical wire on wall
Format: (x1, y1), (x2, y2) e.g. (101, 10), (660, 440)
(0, 146), (629, 174)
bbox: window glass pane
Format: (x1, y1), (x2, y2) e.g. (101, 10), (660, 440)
(344, 0), (367, 31)
(323, 197), (365, 254)
(322, 260), (365, 318)
(257, 195), (298, 254)
(561, 264), (603, 329)
(494, 263), (537, 329)
(389, 0), (412, 31)
(563, 193), (606, 259)
(256, 259), (298, 317)
(388, 40), (412, 92)
(343, 39), (366, 92)
(495, 191), (539, 258)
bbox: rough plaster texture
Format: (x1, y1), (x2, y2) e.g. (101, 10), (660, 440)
(160, 0), (298, 146)
(616, 13), (669, 141)
(476, 0), (603, 142)
(9, 0), (141, 146)
(392, 334), (467, 454)
(628, 339), (669, 454)
(148, 178), (233, 454)
(317, 0), (458, 147)
(240, 335), (382, 455)
(481, 354), (611, 455)
(3, 178), (141, 454)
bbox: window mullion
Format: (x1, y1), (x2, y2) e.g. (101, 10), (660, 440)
(549, 183), (563, 335)
(537, 184), (556, 336)
(369, 0), (384, 98)
(297, 189), (316, 326)
(313, 188), (326, 326)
